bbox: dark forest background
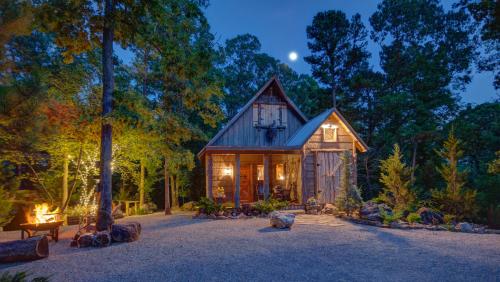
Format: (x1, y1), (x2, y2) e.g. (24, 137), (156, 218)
(0, 0), (498, 225)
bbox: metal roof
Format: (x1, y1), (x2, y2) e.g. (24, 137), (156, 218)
(286, 108), (334, 147)
(286, 108), (369, 152)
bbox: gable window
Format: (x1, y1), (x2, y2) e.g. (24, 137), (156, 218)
(253, 103), (287, 128)
(322, 124), (338, 142)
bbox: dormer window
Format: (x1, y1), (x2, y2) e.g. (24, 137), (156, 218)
(322, 124), (338, 142)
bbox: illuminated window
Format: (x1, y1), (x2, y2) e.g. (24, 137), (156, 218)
(322, 124), (338, 142)
(276, 164), (284, 180)
(257, 165), (264, 180)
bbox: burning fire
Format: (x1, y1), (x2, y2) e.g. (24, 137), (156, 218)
(33, 203), (60, 224)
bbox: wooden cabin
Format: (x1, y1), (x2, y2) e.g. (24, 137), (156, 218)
(198, 76), (368, 208)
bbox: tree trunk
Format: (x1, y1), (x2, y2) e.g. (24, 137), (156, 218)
(96, 0), (115, 232)
(0, 235), (49, 262)
(171, 175), (178, 208)
(62, 154), (69, 208)
(164, 157), (171, 215)
(139, 159), (145, 207)
(411, 140), (418, 183)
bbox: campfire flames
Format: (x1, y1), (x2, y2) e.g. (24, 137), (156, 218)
(32, 203), (60, 224)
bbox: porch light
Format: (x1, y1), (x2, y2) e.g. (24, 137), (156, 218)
(223, 166), (233, 177)
(321, 123), (338, 129)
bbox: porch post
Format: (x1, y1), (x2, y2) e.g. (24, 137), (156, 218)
(206, 154), (213, 200)
(352, 141), (358, 187)
(235, 154), (240, 209)
(263, 154), (270, 200)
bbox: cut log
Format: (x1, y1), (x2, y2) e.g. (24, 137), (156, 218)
(111, 224), (140, 242)
(77, 233), (94, 248)
(94, 231), (111, 247)
(124, 222), (142, 235)
(0, 235), (49, 263)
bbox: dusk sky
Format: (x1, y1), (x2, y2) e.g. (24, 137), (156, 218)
(204, 0), (498, 104)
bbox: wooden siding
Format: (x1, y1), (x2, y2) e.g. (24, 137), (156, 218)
(301, 114), (355, 202)
(213, 86), (305, 147)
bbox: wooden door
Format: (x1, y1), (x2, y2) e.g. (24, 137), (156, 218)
(239, 166), (253, 203)
(316, 152), (342, 204)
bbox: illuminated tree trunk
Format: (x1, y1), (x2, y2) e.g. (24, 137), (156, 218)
(164, 157), (171, 215)
(139, 159), (145, 207)
(62, 154), (69, 208)
(411, 140), (417, 183)
(96, 0), (115, 232)
(170, 175), (178, 208)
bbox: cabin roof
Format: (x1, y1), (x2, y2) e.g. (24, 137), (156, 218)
(197, 76), (308, 158)
(286, 108), (369, 152)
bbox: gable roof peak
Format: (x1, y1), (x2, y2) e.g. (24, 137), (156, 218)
(197, 76), (308, 158)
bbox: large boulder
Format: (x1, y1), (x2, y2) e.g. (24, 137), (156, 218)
(455, 222), (473, 233)
(417, 207), (444, 225)
(360, 201), (392, 222)
(269, 211), (295, 229)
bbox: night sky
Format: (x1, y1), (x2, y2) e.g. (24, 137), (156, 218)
(204, 0), (498, 104)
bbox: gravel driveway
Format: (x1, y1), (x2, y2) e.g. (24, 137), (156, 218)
(1, 212), (499, 282)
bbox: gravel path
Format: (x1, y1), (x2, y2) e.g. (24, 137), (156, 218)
(1, 212), (499, 282)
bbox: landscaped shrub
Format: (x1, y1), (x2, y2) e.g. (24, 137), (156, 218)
(379, 144), (416, 211)
(336, 152), (363, 216)
(195, 197), (222, 215)
(379, 207), (403, 225)
(254, 199), (289, 214)
(406, 212), (421, 224)
(306, 197), (318, 206)
(443, 214), (455, 225)
(254, 200), (274, 214)
(0, 271), (49, 282)
(431, 130), (477, 221)
(196, 197), (215, 214)
(269, 198), (289, 210)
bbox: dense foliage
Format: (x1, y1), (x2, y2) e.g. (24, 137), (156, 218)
(0, 0), (498, 226)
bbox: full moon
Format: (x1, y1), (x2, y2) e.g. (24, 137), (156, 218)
(288, 51), (298, 62)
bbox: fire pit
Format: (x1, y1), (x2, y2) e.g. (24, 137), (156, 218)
(21, 203), (64, 242)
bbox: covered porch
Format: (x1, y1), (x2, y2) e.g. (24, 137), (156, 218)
(204, 150), (303, 208)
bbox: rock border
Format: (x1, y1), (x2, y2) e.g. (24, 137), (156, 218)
(341, 215), (498, 234)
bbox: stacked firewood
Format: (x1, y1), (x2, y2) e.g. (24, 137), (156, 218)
(71, 222), (141, 248)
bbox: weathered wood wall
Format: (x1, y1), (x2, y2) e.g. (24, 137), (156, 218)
(301, 114), (356, 203)
(213, 85), (305, 147)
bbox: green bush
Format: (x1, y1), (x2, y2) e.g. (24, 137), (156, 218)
(406, 212), (421, 224)
(379, 207), (403, 225)
(254, 200), (274, 214)
(195, 197), (223, 215)
(431, 130), (477, 221)
(335, 152), (363, 216)
(443, 214), (455, 225)
(0, 271), (50, 282)
(254, 198), (289, 214)
(379, 144), (416, 211)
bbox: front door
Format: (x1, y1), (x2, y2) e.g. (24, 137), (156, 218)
(316, 152), (343, 204)
(240, 166), (253, 203)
